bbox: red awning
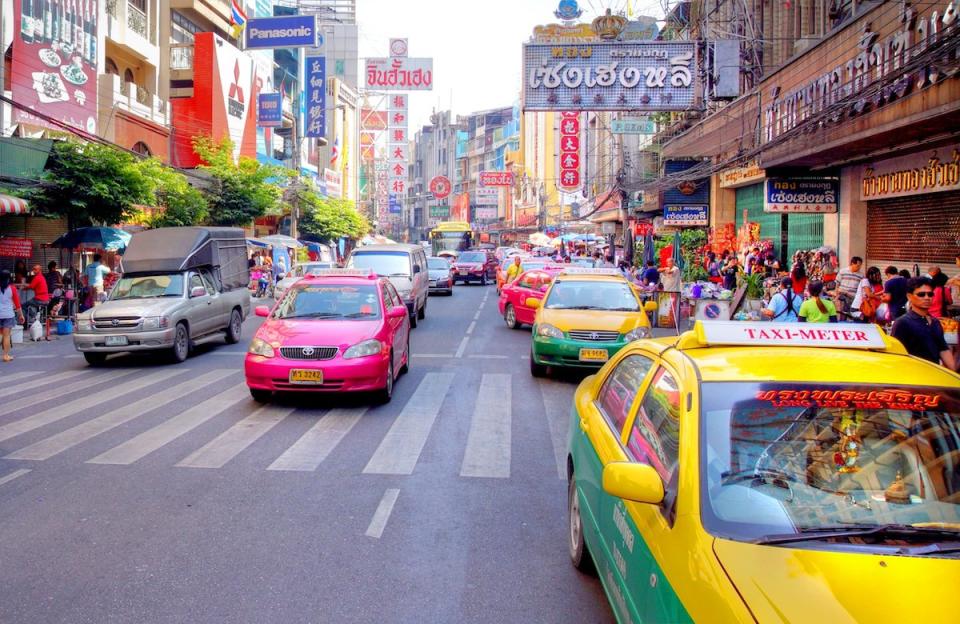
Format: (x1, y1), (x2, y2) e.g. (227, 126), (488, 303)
(0, 195), (29, 215)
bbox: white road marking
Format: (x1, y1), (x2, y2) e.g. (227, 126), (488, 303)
(0, 370), (137, 418)
(411, 353), (454, 359)
(454, 337), (469, 358)
(6, 370), (236, 461)
(87, 382), (249, 465)
(0, 369), (89, 400)
(0, 468), (31, 487)
(267, 407), (366, 471)
(363, 372), (453, 475)
(176, 405), (294, 469)
(0, 370), (184, 444)
(16, 355), (58, 359)
(365, 488), (400, 539)
(466, 321), (476, 335)
(472, 311), (481, 321)
(539, 379), (573, 479)
(460, 374), (512, 478)
(467, 354), (509, 360)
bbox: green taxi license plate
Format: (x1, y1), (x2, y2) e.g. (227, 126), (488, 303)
(579, 348), (609, 362)
(289, 369), (324, 384)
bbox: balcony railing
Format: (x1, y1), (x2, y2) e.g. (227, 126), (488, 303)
(170, 44), (194, 70)
(127, 3), (148, 39)
(100, 73), (170, 127)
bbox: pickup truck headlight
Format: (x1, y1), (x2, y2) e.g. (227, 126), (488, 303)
(343, 339), (383, 359)
(76, 318), (93, 332)
(624, 327), (651, 342)
(248, 337), (275, 358)
(536, 324), (564, 339)
(142, 316), (170, 330)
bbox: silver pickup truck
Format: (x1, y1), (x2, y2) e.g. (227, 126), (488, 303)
(74, 227), (251, 365)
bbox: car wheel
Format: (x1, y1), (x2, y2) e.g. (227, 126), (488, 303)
(399, 333), (410, 375)
(249, 388), (272, 403)
(83, 352), (107, 367)
(225, 308), (242, 344)
(568, 475), (595, 574)
(375, 357), (394, 404)
(530, 350), (548, 378)
(171, 322), (190, 363)
(418, 298), (426, 320)
(504, 304), (518, 329)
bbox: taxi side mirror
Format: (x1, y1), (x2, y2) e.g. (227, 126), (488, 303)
(255, 305), (270, 318)
(602, 462), (664, 505)
(643, 301), (658, 313)
(525, 298), (542, 309)
(388, 305), (408, 319)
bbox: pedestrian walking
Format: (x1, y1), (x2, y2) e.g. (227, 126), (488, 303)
(84, 254), (112, 307)
(851, 266), (884, 323)
(891, 276), (956, 370)
(799, 281), (838, 323)
(0, 270), (25, 362)
(762, 277), (800, 322)
(882, 266), (909, 321)
(834, 256), (864, 320)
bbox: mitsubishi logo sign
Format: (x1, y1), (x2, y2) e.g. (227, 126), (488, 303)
(228, 60), (246, 118)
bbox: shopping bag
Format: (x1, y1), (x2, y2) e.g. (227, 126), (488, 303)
(29, 318), (43, 341)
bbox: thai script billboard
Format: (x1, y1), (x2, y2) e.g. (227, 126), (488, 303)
(365, 57), (434, 90)
(764, 178), (838, 213)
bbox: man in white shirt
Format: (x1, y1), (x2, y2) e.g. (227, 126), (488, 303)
(661, 257), (682, 292)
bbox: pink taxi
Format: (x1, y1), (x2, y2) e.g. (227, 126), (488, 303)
(245, 269), (411, 403)
(498, 269), (555, 329)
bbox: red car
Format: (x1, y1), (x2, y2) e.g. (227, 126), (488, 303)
(452, 250), (498, 285)
(498, 269), (555, 329)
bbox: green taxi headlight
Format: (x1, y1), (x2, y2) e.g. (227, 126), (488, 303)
(537, 323), (564, 339)
(625, 327), (651, 342)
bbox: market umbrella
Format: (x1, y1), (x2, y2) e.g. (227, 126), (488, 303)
(260, 234), (304, 248)
(642, 231), (655, 266)
(528, 232), (551, 246)
(623, 228), (634, 265)
(671, 231), (684, 269)
(51, 226), (132, 251)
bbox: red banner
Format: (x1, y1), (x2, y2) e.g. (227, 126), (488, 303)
(0, 237), (33, 258)
(12, 0), (99, 134)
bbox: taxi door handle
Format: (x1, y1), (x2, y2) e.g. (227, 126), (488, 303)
(579, 418), (589, 433)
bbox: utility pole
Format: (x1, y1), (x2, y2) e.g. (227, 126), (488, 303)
(290, 101), (301, 241)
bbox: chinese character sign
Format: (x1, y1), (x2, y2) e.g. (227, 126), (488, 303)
(305, 56), (326, 138)
(522, 42), (697, 111)
(558, 111), (582, 190)
(365, 57), (433, 90)
(387, 93), (408, 194)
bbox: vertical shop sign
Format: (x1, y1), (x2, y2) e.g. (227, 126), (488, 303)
(13, 0), (99, 134)
(305, 56), (326, 138)
(558, 111), (582, 190)
(387, 93), (408, 195)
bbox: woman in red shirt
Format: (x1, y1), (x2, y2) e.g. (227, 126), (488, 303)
(24, 264), (51, 327)
(791, 262), (808, 296)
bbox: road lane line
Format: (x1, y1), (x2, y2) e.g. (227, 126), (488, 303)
(86, 382), (248, 465)
(467, 354), (509, 360)
(267, 407), (367, 471)
(0, 370), (138, 418)
(466, 321), (476, 335)
(539, 379), (573, 479)
(454, 337), (469, 358)
(472, 310), (481, 321)
(0, 369), (89, 400)
(365, 488), (400, 539)
(411, 353), (454, 359)
(363, 372), (453, 475)
(6, 371), (237, 461)
(17, 355), (58, 359)
(176, 405), (294, 469)
(460, 374), (512, 479)
(0, 468), (31, 487)
(0, 370), (184, 444)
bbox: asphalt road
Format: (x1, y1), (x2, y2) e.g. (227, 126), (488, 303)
(0, 282), (613, 623)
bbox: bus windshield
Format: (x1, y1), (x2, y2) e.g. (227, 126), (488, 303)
(430, 230), (472, 255)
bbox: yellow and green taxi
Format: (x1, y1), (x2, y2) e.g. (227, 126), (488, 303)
(528, 269), (658, 377)
(567, 321), (960, 623)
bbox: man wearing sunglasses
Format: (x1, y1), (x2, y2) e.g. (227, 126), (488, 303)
(891, 276), (956, 370)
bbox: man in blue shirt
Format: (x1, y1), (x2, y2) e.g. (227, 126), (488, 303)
(84, 254), (111, 307)
(762, 277), (800, 322)
(641, 261), (660, 288)
(882, 265), (908, 320)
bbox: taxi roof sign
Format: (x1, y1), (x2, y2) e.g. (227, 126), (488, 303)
(558, 268), (623, 277)
(692, 321), (888, 349)
(305, 268), (377, 279)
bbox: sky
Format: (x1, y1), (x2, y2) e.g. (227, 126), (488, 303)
(356, 0), (667, 130)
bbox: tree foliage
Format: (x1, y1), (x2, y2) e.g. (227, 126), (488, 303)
(192, 136), (287, 227)
(136, 158), (208, 228)
(298, 188), (369, 242)
(29, 141), (153, 227)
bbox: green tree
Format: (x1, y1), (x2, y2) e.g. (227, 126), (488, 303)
(298, 188), (369, 242)
(192, 136), (287, 227)
(29, 141), (153, 228)
(136, 158), (208, 228)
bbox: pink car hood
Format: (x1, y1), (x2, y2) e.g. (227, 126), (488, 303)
(256, 318), (384, 349)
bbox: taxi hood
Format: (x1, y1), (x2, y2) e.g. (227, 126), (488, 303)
(539, 307), (649, 331)
(713, 538), (960, 622)
(256, 318), (383, 349)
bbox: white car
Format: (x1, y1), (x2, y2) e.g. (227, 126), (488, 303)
(274, 261), (336, 299)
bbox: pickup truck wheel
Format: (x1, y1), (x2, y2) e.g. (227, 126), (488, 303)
(83, 352), (107, 367)
(225, 309), (242, 344)
(171, 323), (190, 363)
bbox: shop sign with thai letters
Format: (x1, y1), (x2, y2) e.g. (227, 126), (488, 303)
(764, 178), (839, 213)
(718, 162), (765, 188)
(522, 41), (696, 111)
(860, 145), (960, 200)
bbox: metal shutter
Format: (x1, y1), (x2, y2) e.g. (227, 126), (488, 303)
(786, 213), (825, 261)
(866, 192), (960, 269)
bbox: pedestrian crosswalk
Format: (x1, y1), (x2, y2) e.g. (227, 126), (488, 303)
(0, 367), (577, 482)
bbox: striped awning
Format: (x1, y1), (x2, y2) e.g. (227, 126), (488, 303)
(0, 195), (29, 215)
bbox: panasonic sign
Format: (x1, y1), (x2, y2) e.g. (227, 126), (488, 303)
(245, 15), (320, 49)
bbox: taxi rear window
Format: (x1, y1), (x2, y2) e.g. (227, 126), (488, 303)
(700, 381), (960, 544)
(274, 284), (382, 320)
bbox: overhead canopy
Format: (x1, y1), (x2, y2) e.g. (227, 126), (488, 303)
(0, 195), (29, 215)
(121, 227), (246, 274)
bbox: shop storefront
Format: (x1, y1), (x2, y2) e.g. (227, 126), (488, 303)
(734, 183), (827, 263)
(859, 145), (960, 270)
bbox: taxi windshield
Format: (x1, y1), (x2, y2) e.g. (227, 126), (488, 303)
(701, 382), (960, 544)
(544, 280), (639, 311)
(274, 284), (382, 320)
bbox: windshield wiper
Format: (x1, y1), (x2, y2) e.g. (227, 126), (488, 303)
(339, 312), (375, 318)
(754, 523), (960, 546)
(283, 312), (343, 319)
(385, 273), (410, 277)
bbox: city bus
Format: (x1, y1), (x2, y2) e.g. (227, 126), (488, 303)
(428, 221), (475, 256)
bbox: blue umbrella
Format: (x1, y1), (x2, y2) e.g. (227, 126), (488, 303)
(51, 226), (132, 251)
